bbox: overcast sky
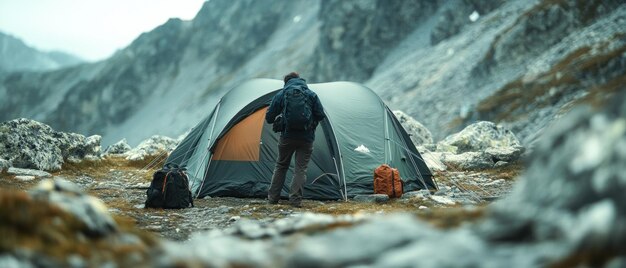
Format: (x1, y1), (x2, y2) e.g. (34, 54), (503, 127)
(0, 0), (206, 61)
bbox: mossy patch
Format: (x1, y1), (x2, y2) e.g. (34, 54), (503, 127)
(60, 155), (164, 183)
(482, 162), (524, 181)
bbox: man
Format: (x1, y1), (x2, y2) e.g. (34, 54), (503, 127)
(265, 72), (325, 207)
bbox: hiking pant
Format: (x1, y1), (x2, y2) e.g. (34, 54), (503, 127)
(268, 137), (314, 204)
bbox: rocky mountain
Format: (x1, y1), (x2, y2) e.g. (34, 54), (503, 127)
(0, 0), (624, 146)
(0, 32), (83, 73)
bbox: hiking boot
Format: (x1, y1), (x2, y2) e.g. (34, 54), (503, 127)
(267, 198), (279, 205)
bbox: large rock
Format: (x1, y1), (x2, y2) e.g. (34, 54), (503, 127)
(434, 146), (523, 170)
(1, 180), (153, 267)
(393, 110), (434, 145)
(0, 119), (101, 171)
(480, 91), (626, 257)
(484, 146), (524, 163)
(440, 151), (494, 170)
(29, 178), (117, 236)
(125, 135), (179, 161)
(438, 121), (522, 153)
(104, 138), (132, 155)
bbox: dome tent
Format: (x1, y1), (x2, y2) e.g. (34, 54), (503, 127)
(165, 79), (437, 200)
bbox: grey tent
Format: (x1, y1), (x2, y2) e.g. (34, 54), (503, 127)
(166, 79), (437, 200)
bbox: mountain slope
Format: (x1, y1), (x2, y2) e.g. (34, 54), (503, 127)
(0, 0), (624, 146)
(0, 32), (84, 72)
(367, 0), (625, 143)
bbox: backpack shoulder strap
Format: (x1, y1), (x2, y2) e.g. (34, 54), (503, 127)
(180, 170), (194, 207)
(162, 172), (171, 193)
(281, 88), (288, 115)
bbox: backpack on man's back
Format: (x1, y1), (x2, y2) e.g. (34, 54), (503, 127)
(283, 85), (313, 131)
(145, 164), (194, 209)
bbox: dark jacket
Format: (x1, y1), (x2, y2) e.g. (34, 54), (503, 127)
(265, 78), (325, 142)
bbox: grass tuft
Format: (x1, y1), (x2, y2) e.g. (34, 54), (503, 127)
(482, 162), (524, 181)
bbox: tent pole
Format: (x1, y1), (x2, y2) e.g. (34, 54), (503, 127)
(332, 156), (345, 201)
(384, 109), (391, 165)
(179, 113), (214, 165)
(321, 112), (348, 201)
(195, 99), (222, 198)
(387, 137), (434, 191)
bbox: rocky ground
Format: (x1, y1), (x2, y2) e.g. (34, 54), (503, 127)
(1, 155), (517, 242)
(4, 95), (626, 267)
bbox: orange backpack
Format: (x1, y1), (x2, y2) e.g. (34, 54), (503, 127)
(373, 164), (403, 198)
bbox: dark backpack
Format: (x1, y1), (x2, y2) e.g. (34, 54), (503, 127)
(145, 164), (194, 209)
(283, 85), (313, 131)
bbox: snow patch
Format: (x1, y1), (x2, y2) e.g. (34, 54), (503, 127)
(469, 11), (480, 22)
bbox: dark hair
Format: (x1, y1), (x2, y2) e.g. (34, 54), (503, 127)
(283, 72), (300, 84)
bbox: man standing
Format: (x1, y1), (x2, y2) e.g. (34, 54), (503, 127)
(265, 72), (325, 207)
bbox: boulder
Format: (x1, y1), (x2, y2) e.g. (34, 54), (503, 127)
(485, 146), (524, 163)
(30, 178), (117, 236)
(441, 152), (494, 170)
(84, 135), (102, 157)
(353, 194), (390, 203)
(435, 143), (458, 154)
(418, 143), (437, 153)
(393, 111), (434, 145)
(480, 91), (626, 255)
(438, 121), (522, 153)
(57, 134), (102, 163)
(0, 119), (101, 171)
(125, 135), (179, 161)
(0, 119), (64, 171)
(104, 138), (132, 155)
